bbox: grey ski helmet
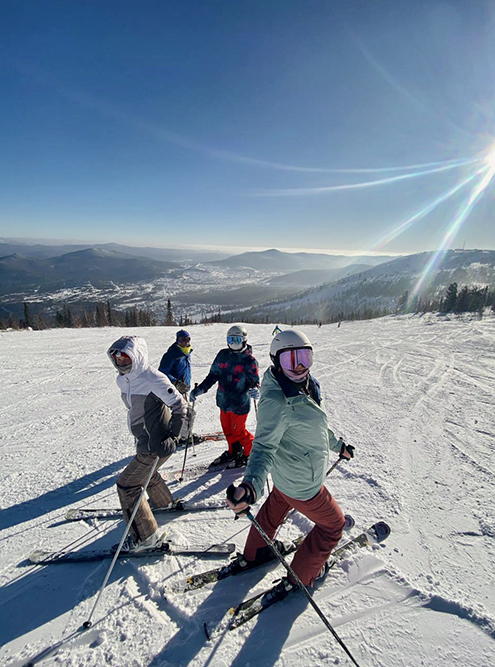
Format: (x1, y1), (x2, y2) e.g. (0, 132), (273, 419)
(227, 324), (248, 351)
(270, 329), (312, 364)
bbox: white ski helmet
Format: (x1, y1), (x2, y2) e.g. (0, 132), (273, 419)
(270, 329), (312, 363)
(227, 324), (248, 351)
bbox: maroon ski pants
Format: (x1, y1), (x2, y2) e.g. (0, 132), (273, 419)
(243, 485), (345, 586)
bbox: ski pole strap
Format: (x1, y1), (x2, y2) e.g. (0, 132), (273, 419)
(245, 510), (361, 667)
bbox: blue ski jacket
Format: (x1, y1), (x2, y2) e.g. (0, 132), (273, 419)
(158, 343), (192, 390)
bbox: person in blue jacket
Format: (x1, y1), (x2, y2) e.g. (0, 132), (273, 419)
(159, 330), (197, 445)
(159, 330), (192, 395)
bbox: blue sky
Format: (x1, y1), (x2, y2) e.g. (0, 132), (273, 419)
(1, 0), (495, 255)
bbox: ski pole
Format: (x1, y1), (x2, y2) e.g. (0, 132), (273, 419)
(253, 399), (258, 419)
(244, 509), (361, 667)
(179, 433), (190, 482)
(82, 455), (160, 630)
(179, 400), (195, 479)
(190, 401), (197, 458)
(325, 456), (340, 477)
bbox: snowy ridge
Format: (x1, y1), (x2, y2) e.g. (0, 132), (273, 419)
(1, 316), (495, 666)
(234, 249), (495, 320)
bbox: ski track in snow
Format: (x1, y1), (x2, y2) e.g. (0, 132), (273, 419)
(0, 316), (494, 666)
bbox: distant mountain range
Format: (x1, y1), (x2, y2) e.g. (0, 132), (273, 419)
(2, 240), (492, 325)
(0, 240), (230, 263)
(231, 249), (495, 321)
(207, 248), (393, 271)
(0, 248), (178, 294)
(0, 241), (392, 300)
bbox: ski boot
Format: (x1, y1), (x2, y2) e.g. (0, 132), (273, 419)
(263, 576), (297, 604)
(209, 450), (235, 467)
(226, 441), (248, 468)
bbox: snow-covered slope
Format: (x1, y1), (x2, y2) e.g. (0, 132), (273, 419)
(0, 317), (494, 666)
(240, 249), (495, 321)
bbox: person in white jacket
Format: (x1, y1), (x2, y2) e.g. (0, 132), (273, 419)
(108, 335), (187, 551)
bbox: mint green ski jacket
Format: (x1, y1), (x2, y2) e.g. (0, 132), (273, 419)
(244, 367), (342, 502)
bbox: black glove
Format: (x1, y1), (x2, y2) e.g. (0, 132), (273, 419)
(339, 440), (355, 460)
(226, 482), (256, 508)
(154, 435), (178, 458)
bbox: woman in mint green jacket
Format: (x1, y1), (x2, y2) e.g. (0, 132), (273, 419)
(226, 329), (354, 601)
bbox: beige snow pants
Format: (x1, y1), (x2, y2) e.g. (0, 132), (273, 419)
(116, 453), (173, 542)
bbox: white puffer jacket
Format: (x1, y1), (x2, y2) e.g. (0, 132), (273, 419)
(108, 335), (187, 455)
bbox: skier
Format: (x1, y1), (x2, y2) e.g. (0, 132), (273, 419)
(107, 335), (187, 551)
(190, 324), (260, 467)
(158, 329), (192, 395)
(225, 329), (355, 602)
(158, 329), (199, 446)
(272, 324), (282, 335)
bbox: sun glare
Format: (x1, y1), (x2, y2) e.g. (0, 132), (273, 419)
(485, 144), (495, 170)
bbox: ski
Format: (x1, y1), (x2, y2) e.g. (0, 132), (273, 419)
(173, 515), (355, 593)
(65, 498), (228, 522)
(204, 521), (390, 638)
(177, 431), (225, 447)
(30, 540), (236, 564)
(199, 431), (225, 441)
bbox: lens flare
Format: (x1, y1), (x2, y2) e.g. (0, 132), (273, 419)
(485, 145), (495, 170)
(410, 162), (495, 300)
(373, 169), (483, 249)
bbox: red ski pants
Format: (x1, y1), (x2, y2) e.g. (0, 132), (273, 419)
(244, 485), (345, 586)
(219, 409), (254, 456)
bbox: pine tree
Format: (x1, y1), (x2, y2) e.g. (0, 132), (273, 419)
(456, 286), (470, 313)
(396, 291), (409, 314)
(165, 299), (174, 326)
(23, 302), (34, 329)
(106, 300), (113, 326)
(65, 304), (73, 327)
(95, 303), (107, 327)
(444, 283), (458, 312)
(81, 309), (90, 328)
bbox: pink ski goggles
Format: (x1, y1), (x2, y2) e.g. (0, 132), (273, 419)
(279, 348), (313, 372)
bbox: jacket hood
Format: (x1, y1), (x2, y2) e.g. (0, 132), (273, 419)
(107, 335), (149, 376)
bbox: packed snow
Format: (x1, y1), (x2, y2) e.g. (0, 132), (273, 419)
(0, 316), (494, 666)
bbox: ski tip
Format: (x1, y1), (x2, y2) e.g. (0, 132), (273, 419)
(65, 509), (77, 521)
(29, 550), (49, 564)
(374, 521), (391, 542)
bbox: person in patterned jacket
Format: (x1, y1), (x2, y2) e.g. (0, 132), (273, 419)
(190, 325), (259, 467)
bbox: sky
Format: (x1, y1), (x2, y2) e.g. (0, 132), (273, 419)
(2, 0), (495, 255)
